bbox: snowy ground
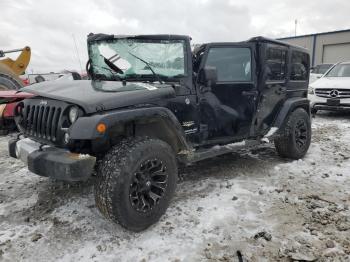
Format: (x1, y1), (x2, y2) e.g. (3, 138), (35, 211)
(0, 112), (350, 262)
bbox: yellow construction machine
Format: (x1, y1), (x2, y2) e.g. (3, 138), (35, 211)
(0, 46), (31, 90)
(0, 46), (31, 134)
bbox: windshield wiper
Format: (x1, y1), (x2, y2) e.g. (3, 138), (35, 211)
(128, 52), (164, 84)
(101, 55), (124, 75)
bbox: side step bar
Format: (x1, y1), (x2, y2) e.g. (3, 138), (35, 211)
(178, 140), (261, 164)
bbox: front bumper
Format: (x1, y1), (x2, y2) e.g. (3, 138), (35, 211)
(9, 138), (96, 181)
(309, 94), (350, 111)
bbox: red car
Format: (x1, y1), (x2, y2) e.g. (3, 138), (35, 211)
(0, 90), (34, 134)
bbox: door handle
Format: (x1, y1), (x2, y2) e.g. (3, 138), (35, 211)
(242, 90), (258, 96)
(276, 87), (287, 94)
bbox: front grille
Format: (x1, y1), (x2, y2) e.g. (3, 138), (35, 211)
(18, 99), (68, 143)
(315, 88), (350, 98)
(22, 105), (61, 141)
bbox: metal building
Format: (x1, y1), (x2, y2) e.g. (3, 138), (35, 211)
(278, 29), (350, 67)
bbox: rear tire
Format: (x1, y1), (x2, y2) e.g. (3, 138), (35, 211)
(274, 108), (311, 159)
(94, 137), (177, 232)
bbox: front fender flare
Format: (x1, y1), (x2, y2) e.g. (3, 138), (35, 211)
(69, 107), (191, 151)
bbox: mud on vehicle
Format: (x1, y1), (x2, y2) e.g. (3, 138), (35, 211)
(9, 34), (311, 231)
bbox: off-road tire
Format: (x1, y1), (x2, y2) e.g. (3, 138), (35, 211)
(274, 108), (311, 159)
(94, 137), (178, 232)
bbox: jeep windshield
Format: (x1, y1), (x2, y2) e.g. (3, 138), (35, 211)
(89, 38), (186, 82)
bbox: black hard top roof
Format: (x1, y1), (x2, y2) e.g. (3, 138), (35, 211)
(248, 36), (309, 52)
(203, 36), (308, 53)
(249, 36), (293, 46)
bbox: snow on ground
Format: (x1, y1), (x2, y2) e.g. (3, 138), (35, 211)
(0, 112), (350, 261)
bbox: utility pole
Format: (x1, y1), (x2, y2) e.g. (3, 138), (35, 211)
(295, 19), (298, 36)
(72, 34), (83, 73)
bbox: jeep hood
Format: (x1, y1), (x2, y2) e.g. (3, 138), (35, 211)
(311, 77), (350, 90)
(21, 80), (176, 113)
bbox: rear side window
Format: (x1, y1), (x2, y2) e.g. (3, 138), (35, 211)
(291, 51), (309, 81)
(205, 47), (252, 82)
(266, 47), (287, 81)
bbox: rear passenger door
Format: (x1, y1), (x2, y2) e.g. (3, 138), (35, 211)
(255, 44), (288, 133)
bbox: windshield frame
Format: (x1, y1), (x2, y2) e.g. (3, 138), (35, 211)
(87, 35), (190, 82)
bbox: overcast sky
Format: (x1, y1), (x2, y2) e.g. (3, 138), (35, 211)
(1, 0), (350, 73)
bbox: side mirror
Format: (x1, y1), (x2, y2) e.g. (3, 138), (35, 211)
(199, 66), (217, 87)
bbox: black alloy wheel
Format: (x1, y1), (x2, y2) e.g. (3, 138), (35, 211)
(294, 119), (308, 151)
(129, 158), (168, 213)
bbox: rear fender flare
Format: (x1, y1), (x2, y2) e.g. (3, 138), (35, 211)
(273, 98), (310, 130)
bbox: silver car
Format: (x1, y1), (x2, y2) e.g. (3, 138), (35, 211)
(309, 62), (350, 114)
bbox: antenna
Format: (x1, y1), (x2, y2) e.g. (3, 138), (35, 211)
(72, 34), (83, 73)
(295, 19), (298, 36)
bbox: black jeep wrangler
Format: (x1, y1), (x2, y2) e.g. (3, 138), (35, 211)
(9, 34), (311, 231)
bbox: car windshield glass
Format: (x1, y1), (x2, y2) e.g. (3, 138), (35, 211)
(326, 64), (350, 77)
(318, 64), (332, 74)
(89, 38), (186, 81)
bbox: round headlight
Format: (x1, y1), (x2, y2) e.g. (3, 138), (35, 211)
(69, 106), (79, 123)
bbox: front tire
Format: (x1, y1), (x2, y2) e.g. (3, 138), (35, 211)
(274, 108), (311, 159)
(94, 137), (177, 232)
